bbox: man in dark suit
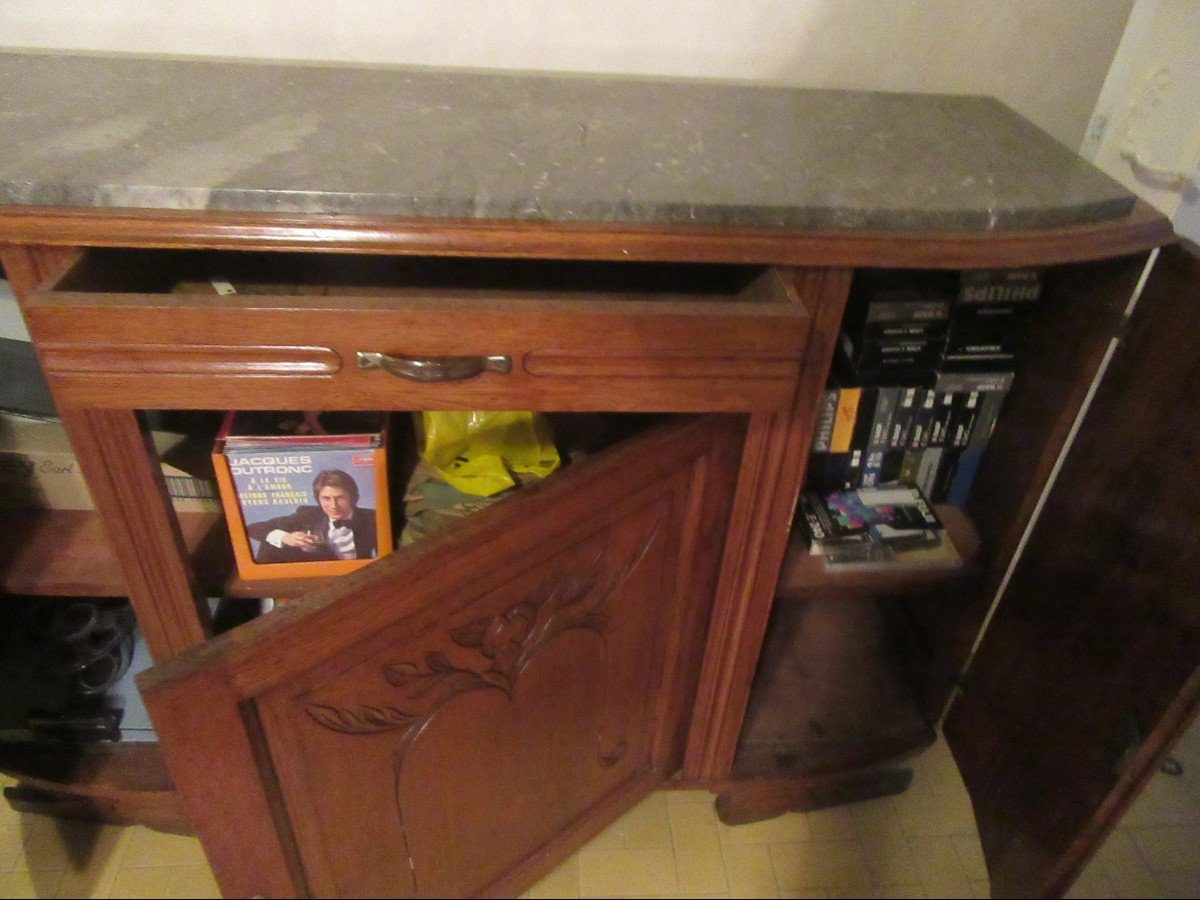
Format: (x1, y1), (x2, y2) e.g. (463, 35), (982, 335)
(247, 469), (378, 563)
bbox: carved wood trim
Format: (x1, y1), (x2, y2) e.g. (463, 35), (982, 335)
(522, 350), (799, 380)
(683, 266), (854, 780)
(38, 342), (341, 377)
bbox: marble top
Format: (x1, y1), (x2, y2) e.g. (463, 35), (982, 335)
(0, 51), (1136, 232)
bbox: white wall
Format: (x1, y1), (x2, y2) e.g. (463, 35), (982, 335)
(0, 0), (1132, 149)
(1081, 0), (1200, 237)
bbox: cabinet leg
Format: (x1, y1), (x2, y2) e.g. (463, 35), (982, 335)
(715, 767), (914, 825)
(3, 783), (193, 834)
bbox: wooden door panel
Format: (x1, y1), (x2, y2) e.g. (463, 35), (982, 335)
(139, 414), (744, 898)
(945, 241), (1200, 898)
(264, 493), (671, 897)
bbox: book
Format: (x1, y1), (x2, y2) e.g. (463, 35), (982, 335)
(838, 331), (945, 384)
(889, 386), (920, 449)
(927, 391), (957, 448)
(946, 390), (982, 449)
(810, 389), (839, 452)
(829, 388), (861, 453)
(907, 389), (938, 450)
(0, 410), (218, 513)
(799, 484), (959, 570)
(212, 411), (393, 581)
(848, 387), (879, 456)
(867, 387), (899, 451)
(944, 388), (1010, 504)
(959, 268), (1043, 304)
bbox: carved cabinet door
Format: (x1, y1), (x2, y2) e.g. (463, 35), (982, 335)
(945, 242), (1200, 898)
(138, 414), (744, 899)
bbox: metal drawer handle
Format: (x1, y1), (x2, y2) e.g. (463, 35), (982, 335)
(356, 351), (511, 382)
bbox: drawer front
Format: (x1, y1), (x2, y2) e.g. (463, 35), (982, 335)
(28, 262), (814, 413)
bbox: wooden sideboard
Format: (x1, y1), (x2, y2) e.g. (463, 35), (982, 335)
(2, 52), (1198, 899)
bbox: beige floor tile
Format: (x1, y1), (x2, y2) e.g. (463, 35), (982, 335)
(907, 835), (969, 884)
(857, 885), (928, 899)
(0, 868), (64, 899)
(619, 793), (673, 848)
(107, 864), (175, 900)
(718, 811), (810, 846)
(850, 796), (908, 839)
(1102, 854), (1165, 899)
(13, 817), (126, 875)
(668, 796), (725, 894)
(162, 863), (222, 899)
(667, 796), (722, 848)
(673, 844), (729, 895)
(578, 846), (677, 897)
(1090, 828), (1147, 875)
(666, 789), (718, 808)
(894, 791), (977, 838)
(47, 826), (132, 899)
(777, 890), (828, 899)
(582, 815), (627, 851)
(920, 875), (975, 898)
(1156, 866), (1200, 900)
(860, 831), (921, 885)
(949, 832), (988, 881)
(0, 798), (20, 829)
(1063, 865), (1118, 899)
(721, 844), (779, 898)
(1129, 823), (1200, 873)
(770, 840), (871, 892)
(526, 854), (581, 899)
(1121, 775), (1200, 828)
(804, 807), (858, 842)
(0, 824), (23, 873)
(118, 827), (208, 869)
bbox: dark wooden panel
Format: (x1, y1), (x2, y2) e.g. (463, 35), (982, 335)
(946, 241), (1200, 898)
(902, 252), (1154, 724)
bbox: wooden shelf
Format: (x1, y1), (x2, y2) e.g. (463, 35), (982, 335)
(730, 506), (982, 782)
(0, 740), (189, 832)
(776, 504), (982, 602)
(0, 509), (230, 597)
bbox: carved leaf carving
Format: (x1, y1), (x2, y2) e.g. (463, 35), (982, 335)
(299, 510), (666, 895)
(306, 703), (417, 735)
(304, 514), (663, 741)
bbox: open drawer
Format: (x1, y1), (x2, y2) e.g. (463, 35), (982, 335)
(24, 249), (813, 413)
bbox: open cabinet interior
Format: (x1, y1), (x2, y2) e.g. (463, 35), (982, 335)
(720, 251), (1155, 828)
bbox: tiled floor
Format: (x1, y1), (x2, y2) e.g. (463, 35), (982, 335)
(1, 726), (1198, 898)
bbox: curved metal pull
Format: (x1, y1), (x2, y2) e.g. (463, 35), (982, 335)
(356, 351), (511, 382)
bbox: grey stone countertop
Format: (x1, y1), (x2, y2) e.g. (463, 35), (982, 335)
(0, 51), (1136, 232)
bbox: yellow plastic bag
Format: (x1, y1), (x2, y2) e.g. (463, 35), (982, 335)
(415, 411), (560, 497)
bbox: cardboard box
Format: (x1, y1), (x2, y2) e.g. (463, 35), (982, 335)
(0, 411), (219, 512)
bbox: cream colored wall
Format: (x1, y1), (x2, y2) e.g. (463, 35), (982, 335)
(1081, 0), (1199, 232)
(0, 0), (1132, 149)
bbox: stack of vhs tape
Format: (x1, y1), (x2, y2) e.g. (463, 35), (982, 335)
(807, 268), (1041, 505)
